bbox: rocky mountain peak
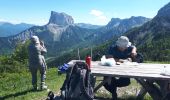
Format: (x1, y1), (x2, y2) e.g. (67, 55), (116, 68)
(48, 11), (74, 26)
(105, 16), (150, 29)
(127, 16), (151, 24)
(106, 18), (121, 27)
(153, 2), (170, 27)
(157, 2), (170, 18)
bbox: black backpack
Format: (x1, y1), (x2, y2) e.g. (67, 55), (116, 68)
(60, 61), (94, 100)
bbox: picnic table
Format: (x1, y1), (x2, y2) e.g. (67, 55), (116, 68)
(68, 60), (170, 100)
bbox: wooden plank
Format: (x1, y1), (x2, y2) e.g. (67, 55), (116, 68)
(91, 67), (161, 76)
(91, 66), (162, 74)
(91, 70), (170, 79)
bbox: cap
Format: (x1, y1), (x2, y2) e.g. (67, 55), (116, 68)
(116, 36), (131, 48)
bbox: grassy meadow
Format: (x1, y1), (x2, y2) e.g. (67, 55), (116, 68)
(0, 67), (153, 100)
(0, 68), (65, 100)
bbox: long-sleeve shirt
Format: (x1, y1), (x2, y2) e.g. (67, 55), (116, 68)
(28, 43), (47, 67)
(108, 45), (135, 59)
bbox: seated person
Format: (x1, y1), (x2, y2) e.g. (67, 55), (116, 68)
(103, 36), (137, 100)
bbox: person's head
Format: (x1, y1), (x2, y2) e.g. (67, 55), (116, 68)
(116, 36), (131, 51)
(30, 35), (40, 44)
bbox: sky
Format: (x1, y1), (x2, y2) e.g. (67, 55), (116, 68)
(0, 0), (169, 25)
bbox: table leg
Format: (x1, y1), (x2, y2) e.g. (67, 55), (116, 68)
(136, 87), (147, 100)
(157, 80), (170, 100)
(94, 77), (111, 93)
(136, 78), (162, 100)
(94, 80), (107, 93)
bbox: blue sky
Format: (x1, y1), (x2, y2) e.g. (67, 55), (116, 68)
(0, 0), (169, 25)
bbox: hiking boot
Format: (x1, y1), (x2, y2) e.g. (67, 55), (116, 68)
(41, 85), (48, 90)
(32, 85), (38, 91)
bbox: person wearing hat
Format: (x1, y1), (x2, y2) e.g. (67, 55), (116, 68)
(28, 35), (48, 90)
(103, 36), (137, 100)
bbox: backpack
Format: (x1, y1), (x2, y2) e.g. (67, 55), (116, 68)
(60, 61), (94, 100)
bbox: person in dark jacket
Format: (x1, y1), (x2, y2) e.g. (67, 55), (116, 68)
(28, 35), (48, 90)
(104, 36), (137, 100)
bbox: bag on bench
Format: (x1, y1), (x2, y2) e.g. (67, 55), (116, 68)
(60, 61), (94, 100)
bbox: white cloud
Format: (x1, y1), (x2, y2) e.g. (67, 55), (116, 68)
(89, 9), (109, 25)
(0, 18), (8, 22)
(0, 18), (25, 24)
(90, 10), (103, 16)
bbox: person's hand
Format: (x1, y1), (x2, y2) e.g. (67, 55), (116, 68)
(131, 47), (137, 58)
(118, 59), (124, 63)
(40, 40), (44, 46)
(131, 52), (137, 58)
(119, 58), (132, 63)
(127, 58), (132, 62)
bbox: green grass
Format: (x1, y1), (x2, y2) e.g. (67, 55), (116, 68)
(0, 68), (65, 100)
(0, 68), (153, 100)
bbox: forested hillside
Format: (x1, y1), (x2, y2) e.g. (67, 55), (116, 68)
(126, 2), (170, 61)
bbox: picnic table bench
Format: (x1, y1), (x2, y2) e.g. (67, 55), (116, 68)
(68, 60), (170, 100)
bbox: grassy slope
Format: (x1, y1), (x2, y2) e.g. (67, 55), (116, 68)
(0, 67), (153, 100)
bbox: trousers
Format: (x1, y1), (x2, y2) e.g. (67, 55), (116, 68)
(29, 65), (46, 87)
(103, 77), (130, 100)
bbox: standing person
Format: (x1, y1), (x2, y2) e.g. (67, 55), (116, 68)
(104, 36), (137, 100)
(28, 35), (48, 90)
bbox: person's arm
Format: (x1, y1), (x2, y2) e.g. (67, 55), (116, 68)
(131, 46), (137, 58)
(116, 46), (136, 63)
(40, 41), (47, 53)
(107, 46), (120, 62)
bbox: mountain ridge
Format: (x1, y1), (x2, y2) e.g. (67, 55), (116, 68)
(125, 2), (170, 61)
(0, 11), (150, 57)
(0, 22), (34, 37)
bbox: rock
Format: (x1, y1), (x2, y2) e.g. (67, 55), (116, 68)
(48, 11), (74, 26)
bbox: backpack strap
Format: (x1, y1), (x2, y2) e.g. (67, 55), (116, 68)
(80, 69), (94, 100)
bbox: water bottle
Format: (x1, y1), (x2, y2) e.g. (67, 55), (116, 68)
(86, 55), (91, 69)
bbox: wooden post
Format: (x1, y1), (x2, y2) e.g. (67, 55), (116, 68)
(91, 47), (93, 61)
(78, 48), (80, 60)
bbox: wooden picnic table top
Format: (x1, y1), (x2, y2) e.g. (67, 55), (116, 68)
(68, 60), (170, 80)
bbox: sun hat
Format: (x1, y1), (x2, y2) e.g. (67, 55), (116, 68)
(116, 36), (131, 48)
(31, 35), (40, 44)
